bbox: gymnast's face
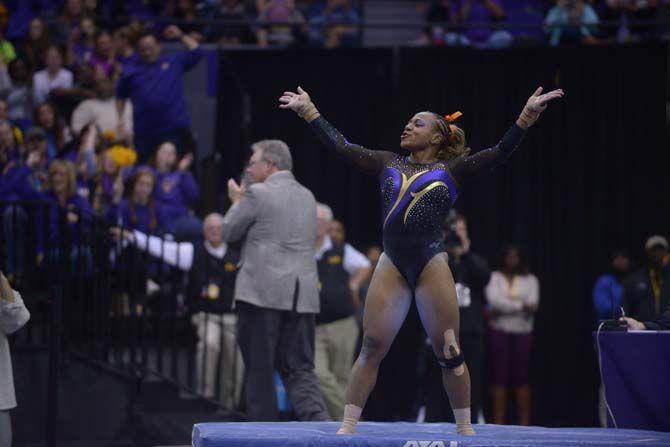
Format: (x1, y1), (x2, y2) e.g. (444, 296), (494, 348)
(400, 112), (441, 152)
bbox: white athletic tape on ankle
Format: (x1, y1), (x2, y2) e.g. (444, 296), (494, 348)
(337, 404), (363, 434)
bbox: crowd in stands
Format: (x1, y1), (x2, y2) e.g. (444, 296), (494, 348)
(0, 1), (364, 50)
(418, 0), (669, 47)
(0, 0), (367, 274)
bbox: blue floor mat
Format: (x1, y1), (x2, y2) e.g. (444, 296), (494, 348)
(192, 422), (670, 447)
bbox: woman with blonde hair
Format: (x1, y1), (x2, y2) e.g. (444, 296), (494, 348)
(280, 85), (562, 435)
(12, 158), (92, 271)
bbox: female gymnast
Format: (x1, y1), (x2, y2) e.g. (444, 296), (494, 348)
(279, 85), (563, 435)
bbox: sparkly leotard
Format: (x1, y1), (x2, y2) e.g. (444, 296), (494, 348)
(310, 116), (526, 288)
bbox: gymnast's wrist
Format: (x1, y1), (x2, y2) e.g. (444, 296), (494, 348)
(300, 102), (321, 123)
(516, 107), (539, 129)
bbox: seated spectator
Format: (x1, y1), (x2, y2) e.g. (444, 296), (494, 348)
(600, 0), (659, 42)
(451, 0), (513, 47)
(60, 123), (102, 200)
(165, 0), (205, 41)
(150, 141), (200, 239)
(1, 137), (39, 277)
(4, 0), (42, 40)
(83, 0), (112, 29)
(499, 0), (546, 42)
(623, 235), (670, 322)
(308, 0), (360, 48)
(0, 24), (16, 65)
(34, 102), (73, 160)
(23, 127), (50, 182)
(32, 46), (74, 105)
(115, 26), (202, 161)
(89, 31), (119, 79)
(1, 58), (34, 130)
(113, 25), (140, 68)
(592, 250), (630, 321)
(207, 0), (254, 45)
(1, 129), (50, 277)
(21, 18), (50, 71)
(0, 119), (24, 162)
(12, 159), (93, 273)
(416, 0), (456, 45)
(256, 0), (307, 46)
(622, 300), (670, 330)
(107, 168), (168, 235)
(92, 145), (135, 215)
(0, 270), (31, 447)
(328, 218), (346, 245)
(110, 213), (243, 406)
(544, 0), (599, 46)
(112, 0), (163, 21)
(50, 0), (86, 45)
(67, 16), (97, 66)
(71, 76), (133, 139)
(58, 62), (98, 119)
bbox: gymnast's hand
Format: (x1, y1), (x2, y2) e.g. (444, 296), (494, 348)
(279, 87), (321, 122)
(516, 87), (564, 129)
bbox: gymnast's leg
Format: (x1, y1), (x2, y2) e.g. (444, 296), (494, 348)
(415, 253), (475, 435)
(337, 253), (412, 434)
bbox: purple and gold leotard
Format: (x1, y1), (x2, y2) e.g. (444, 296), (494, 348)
(309, 116), (525, 287)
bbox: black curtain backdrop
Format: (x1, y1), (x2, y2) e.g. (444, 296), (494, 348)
(217, 44), (670, 427)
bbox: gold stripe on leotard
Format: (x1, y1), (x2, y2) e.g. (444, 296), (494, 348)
(383, 169), (429, 227)
(403, 181), (448, 224)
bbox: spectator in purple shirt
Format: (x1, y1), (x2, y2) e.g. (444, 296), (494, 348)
(60, 123), (101, 202)
(92, 147), (124, 216)
(107, 168), (167, 235)
(115, 26), (202, 162)
(308, 0), (361, 48)
(151, 140), (200, 239)
(451, 0), (513, 47)
(12, 159), (94, 273)
(1, 138), (42, 277)
(22, 18), (51, 71)
(0, 119), (23, 162)
(89, 30), (118, 80)
(34, 102), (72, 160)
(66, 16), (97, 67)
(113, 25), (140, 68)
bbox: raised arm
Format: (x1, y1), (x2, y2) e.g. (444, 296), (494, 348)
(130, 229), (195, 271)
(279, 87), (396, 174)
(451, 86), (564, 183)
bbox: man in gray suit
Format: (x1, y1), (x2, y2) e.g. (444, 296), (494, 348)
(222, 139), (330, 421)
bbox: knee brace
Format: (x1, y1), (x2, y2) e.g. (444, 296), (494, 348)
(437, 329), (465, 376)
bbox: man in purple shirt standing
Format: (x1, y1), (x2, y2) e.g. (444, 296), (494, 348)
(116, 25), (202, 162)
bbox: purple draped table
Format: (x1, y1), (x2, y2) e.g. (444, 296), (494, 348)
(595, 331), (670, 431)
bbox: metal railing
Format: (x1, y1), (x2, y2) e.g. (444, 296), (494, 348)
(1, 199), (243, 445)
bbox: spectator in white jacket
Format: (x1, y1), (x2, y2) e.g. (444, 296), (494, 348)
(485, 245), (539, 426)
(0, 271), (31, 447)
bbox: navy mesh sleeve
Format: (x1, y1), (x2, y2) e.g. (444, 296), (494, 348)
(450, 124), (526, 183)
(309, 116), (396, 175)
